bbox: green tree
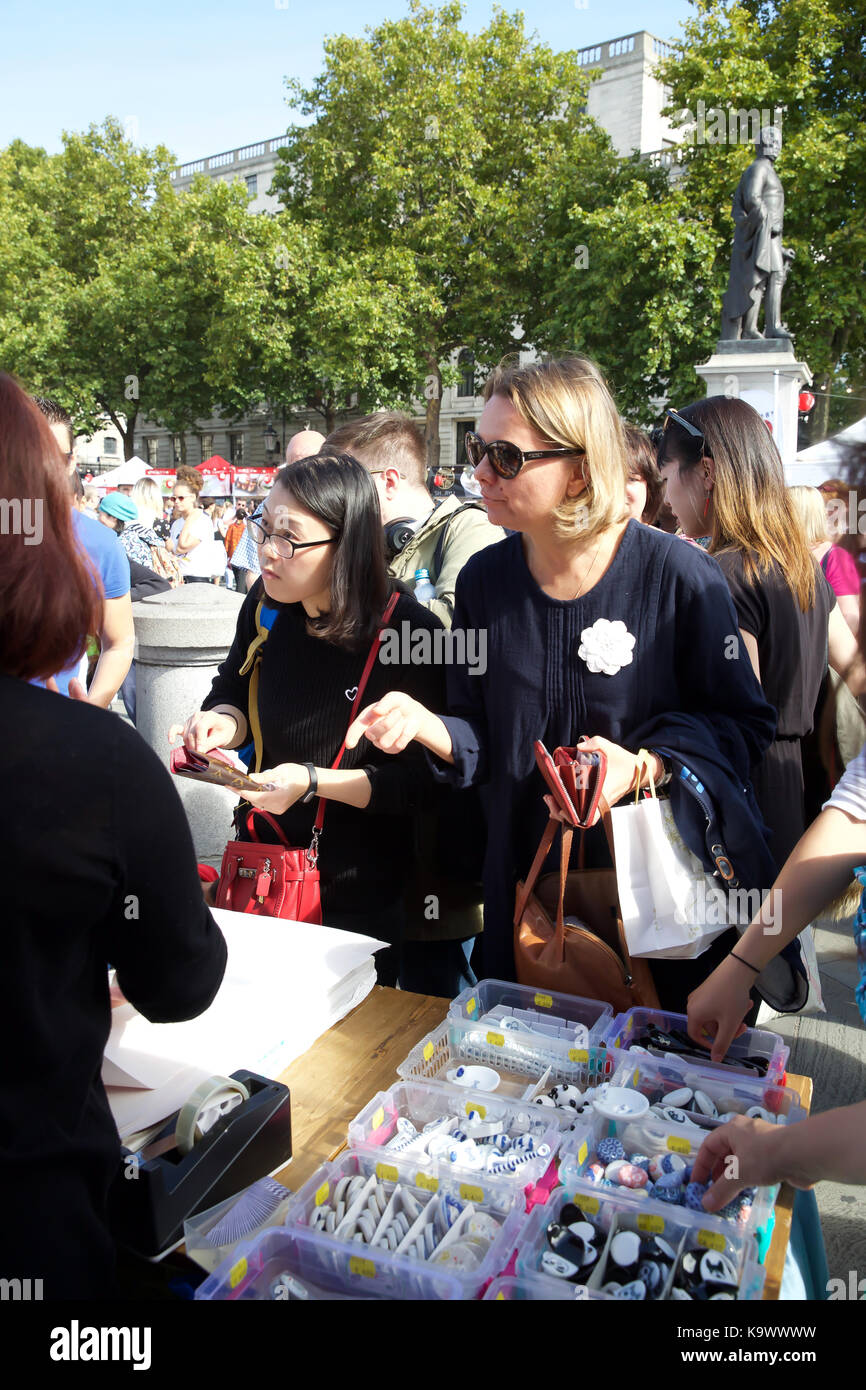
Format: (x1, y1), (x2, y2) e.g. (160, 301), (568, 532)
(272, 0), (617, 466)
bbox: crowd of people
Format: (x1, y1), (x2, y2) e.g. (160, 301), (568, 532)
(2, 354), (865, 1298)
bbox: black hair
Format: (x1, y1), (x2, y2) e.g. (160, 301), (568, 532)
(272, 452), (389, 648)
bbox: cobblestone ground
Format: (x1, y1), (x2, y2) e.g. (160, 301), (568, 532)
(761, 910), (866, 1286)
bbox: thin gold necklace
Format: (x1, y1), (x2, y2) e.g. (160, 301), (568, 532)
(571, 539), (603, 600)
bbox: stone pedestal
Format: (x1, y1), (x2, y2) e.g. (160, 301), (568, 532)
(694, 340), (811, 472)
(133, 585), (245, 865)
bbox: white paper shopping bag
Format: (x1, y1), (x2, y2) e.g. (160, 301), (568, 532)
(610, 792), (732, 960)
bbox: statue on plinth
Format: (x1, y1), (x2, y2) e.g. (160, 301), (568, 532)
(720, 126), (795, 342)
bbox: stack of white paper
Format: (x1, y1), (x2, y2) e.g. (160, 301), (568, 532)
(104, 909), (386, 1141)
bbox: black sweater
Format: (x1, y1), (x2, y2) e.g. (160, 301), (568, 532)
(0, 675), (227, 1297)
(201, 583), (447, 918)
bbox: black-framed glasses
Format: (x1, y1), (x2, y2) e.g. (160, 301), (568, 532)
(660, 409), (705, 464)
(246, 517), (338, 560)
(464, 430), (581, 480)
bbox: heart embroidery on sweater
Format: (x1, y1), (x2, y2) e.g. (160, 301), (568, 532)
(345, 686), (359, 701)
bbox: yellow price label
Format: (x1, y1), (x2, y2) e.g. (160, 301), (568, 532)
(577, 1140), (588, 1167)
(578, 1195), (599, 1215)
(697, 1230), (726, 1252)
(349, 1256), (376, 1278)
(495, 1290), (506, 1300)
(666, 1135), (691, 1154)
(229, 1257), (247, 1290)
(486, 1031), (504, 1047)
(376, 1163), (399, 1184)
(416, 1172), (439, 1193)
(314, 1181), (330, 1207)
(568, 1048), (589, 1064)
(459, 1184), (484, 1204)
(632, 1068), (640, 1087)
(466, 997), (477, 1016)
(637, 1214), (665, 1234)
(371, 1107), (385, 1131)
(534, 993), (553, 1010)
(465, 1101), (486, 1119)
(423, 1041), (434, 1062)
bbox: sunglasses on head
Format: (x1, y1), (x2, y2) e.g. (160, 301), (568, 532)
(464, 430), (580, 480)
(660, 408), (705, 466)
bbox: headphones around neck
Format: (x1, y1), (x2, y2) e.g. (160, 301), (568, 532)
(383, 516), (422, 558)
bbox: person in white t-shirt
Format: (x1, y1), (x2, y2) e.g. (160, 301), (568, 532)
(168, 473), (215, 582)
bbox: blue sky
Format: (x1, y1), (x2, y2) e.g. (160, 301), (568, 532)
(1, 0), (694, 164)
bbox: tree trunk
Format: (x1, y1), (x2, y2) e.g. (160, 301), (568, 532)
(424, 355), (442, 474)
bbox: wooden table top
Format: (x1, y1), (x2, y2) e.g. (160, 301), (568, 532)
(274, 986), (810, 1300)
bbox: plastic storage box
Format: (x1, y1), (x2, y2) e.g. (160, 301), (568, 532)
(183, 1178), (293, 1273)
(397, 1016), (622, 1099)
(196, 1226), (463, 1300)
(281, 1147), (527, 1299)
(483, 1274), (611, 1301)
(449, 979), (612, 1054)
(347, 1078), (564, 1190)
(604, 1007), (789, 1086)
(609, 1054), (806, 1129)
(556, 1109), (777, 1249)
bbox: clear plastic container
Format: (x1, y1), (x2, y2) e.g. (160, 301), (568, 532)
(347, 1078), (563, 1190)
(183, 1177), (292, 1273)
(605, 1007), (789, 1086)
(609, 1054), (806, 1129)
(195, 1226), (463, 1300)
(397, 1017), (622, 1099)
(483, 1274), (611, 1301)
(281, 1147), (527, 1298)
(556, 1108), (777, 1248)
(449, 979), (612, 1056)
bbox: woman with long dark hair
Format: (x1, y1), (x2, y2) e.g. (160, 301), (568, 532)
(658, 396), (866, 868)
(170, 453), (446, 983)
(0, 373), (227, 1298)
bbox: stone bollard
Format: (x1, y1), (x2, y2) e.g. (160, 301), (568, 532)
(132, 585), (245, 866)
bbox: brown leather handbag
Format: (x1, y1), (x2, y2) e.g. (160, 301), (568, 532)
(513, 742), (659, 1013)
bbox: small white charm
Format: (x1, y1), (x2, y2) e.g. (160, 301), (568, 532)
(577, 618), (636, 676)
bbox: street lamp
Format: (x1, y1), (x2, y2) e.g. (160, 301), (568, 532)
(263, 420), (278, 455)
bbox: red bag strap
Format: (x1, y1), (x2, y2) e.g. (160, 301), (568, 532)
(246, 590), (401, 842)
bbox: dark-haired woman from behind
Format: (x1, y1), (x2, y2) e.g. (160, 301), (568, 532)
(169, 454), (447, 983)
(0, 373), (227, 1299)
(659, 396), (866, 868)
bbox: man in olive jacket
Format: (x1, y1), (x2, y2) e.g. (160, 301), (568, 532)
(325, 411), (503, 995)
(326, 412), (503, 628)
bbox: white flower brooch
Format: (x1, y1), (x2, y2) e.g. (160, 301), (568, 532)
(577, 618), (636, 676)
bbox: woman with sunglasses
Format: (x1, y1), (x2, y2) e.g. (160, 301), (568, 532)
(169, 454), (446, 983)
(346, 357), (777, 1003)
(658, 397), (866, 870)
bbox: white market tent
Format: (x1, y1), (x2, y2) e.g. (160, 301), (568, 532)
(787, 417), (866, 486)
(93, 456), (150, 488)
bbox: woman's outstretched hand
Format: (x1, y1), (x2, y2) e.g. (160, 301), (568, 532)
(346, 692), (427, 754)
(244, 764), (310, 816)
(167, 710), (237, 754)
(687, 956), (753, 1061)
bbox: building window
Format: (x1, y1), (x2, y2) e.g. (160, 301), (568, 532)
(200, 433), (214, 460)
(103, 437), (117, 455)
(229, 433), (245, 466)
(172, 435), (183, 464)
(245, 174), (257, 197)
(457, 349), (475, 398)
(146, 438), (160, 468)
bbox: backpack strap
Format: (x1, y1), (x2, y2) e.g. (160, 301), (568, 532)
(431, 501), (487, 581)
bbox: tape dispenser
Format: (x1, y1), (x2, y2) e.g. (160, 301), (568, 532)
(108, 1068), (292, 1259)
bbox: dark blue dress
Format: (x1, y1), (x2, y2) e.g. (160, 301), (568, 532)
(429, 522), (777, 987)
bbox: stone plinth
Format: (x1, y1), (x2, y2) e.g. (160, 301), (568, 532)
(133, 585), (245, 865)
(695, 341), (812, 472)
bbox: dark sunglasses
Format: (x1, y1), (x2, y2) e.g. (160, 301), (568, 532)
(660, 409), (705, 465)
(464, 430), (580, 480)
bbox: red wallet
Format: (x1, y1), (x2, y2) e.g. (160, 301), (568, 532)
(534, 739), (608, 829)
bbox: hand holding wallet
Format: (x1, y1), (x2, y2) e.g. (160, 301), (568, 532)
(170, 746), (277, 795)
(534, 739), (608, 829)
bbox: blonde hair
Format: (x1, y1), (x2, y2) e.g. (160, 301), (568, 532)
(788, 485), (829, 548)
(132, 475), (164, 529)
(482, 355), (628, 540)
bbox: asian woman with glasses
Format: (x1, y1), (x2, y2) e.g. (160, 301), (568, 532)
(169, 453), (446, 983)
(345, 356), (781, 1010)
